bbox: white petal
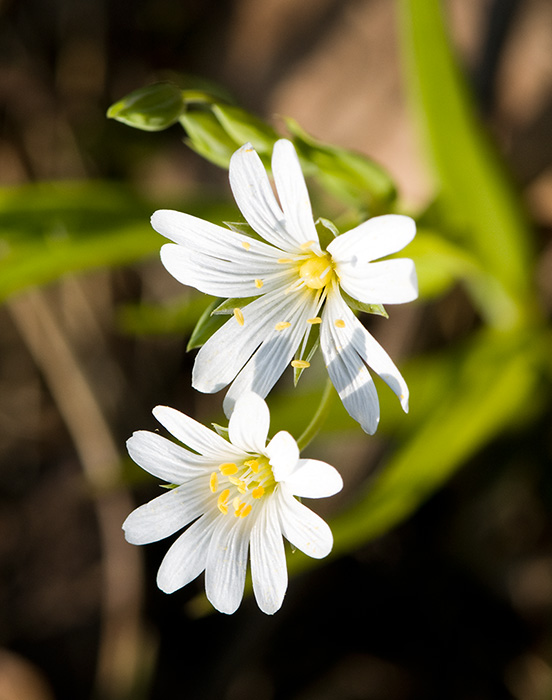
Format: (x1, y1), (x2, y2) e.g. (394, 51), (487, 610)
(276, 486), (333, 559)
(265, 431), (299, 482)
(222, 288), (319, 415)
(123, 478), (209, 545)
(152, 209), (281, 261)
(152, 406), (242, 461)
(320, 294), (380, 434)
(157, 510), (218, 593)
(228, 392), (270, 453)
(322, 291), (409, 432)
(271, 139), (320, 249)
(127, 431), (212, 482)
(229, 143), (298, 251)
(250, 496), (287, 614)
(335, 258), (418, 305)
(284, 459), (343, 499)
(204, 512), (252, 614)
(328, 214), (416, 263)
(160, 244), (281, 298)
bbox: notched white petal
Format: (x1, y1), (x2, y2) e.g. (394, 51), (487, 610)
(284, 459), (343, 499)
(228, 392), (270, 453)
(251, 496), (287, 614)
(277, 488), (333, 559)
(266, 431), (300, 482)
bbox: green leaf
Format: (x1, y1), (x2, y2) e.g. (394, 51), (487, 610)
(211, 423), (230, 440)
(399, 0), (537, 328)
(107, 83), (186, 131)
(286, 118), (397, 215)
(212, 105), (279, 156)
(180, 110), (238, 168)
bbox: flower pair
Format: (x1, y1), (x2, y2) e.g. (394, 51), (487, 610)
(123, 139), (418, 614)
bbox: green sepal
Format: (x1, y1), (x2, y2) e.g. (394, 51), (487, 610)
(186, 298), (227, 351)
(180, 111), (237, 168)
(293, 325), (321, 386)
(212, 105), (279, 156)
(224, 221), (265, 243)
(212, 423), (230, 440)
(315, 217), (339, 249)
(107, 83), (186, 131)
(211, 296), (256, 315)
(286, 118), (396, 214)
(160, 483), (179, 490)
(341, 289), (388, 318)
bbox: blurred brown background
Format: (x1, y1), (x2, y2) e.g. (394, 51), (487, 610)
(1, 1), (552, 699)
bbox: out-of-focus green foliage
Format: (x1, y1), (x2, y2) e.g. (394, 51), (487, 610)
(0, 181), (234, 302)
(399, 0), (537, 330)
(107, 83), (186, 131)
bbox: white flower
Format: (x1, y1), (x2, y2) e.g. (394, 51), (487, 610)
(123, 392), (342, 615)
(152, 139), (418, 434)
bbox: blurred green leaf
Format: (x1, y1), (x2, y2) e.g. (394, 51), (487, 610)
(212, 104), (279, 156)
(107, 83), (186, 131)
(180, 110), (238, 168)
(399, 0), (536, 328)
(286, 118), (397, 215)
(117, 294), (211, 336)
(0, 181), (234, 302)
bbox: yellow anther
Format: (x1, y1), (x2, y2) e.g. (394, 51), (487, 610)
(209, 472), (218, 493)
(335, 319), (346, 328)
(291, 360), (310, 369)
(237, 480), (248, 494)
(239, 504), (252, 518)
(277, 258), (294, 264)
(251, 486), (265, 499)
(232, 496), (241, 510)
(244, 459), (259, 473)
(234, 500), (246, 517)
(299, 255), (333, 290)
(275, 321), (291, 331)
(217, 489), (230, 515)
(300, 239), (316, 250)
(220, 462), (238, 475)
(233, 308), (244, 326)
(241, 240), (251, 250)
(255, 279), (264, 288)
(307, 317), (322, 324)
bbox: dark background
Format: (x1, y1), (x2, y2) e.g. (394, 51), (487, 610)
(1, 0), (552, 698)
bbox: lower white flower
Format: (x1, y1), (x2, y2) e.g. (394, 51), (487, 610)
(123, 392), (343, 615)
(152, 138), (418, 434)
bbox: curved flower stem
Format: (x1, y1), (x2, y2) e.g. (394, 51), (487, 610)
(296, 378), (335, 452)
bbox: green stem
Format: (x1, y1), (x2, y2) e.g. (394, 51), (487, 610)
(296, 379), (334, 452)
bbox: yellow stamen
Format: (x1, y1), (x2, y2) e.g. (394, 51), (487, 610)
(277, 258), (294, 264)
(244, 459), (259, 473)
(220, 462), (238, 475)
(239, 504), (252, 518)
(233, 496), (241, 510)
(251, 486), (265, 499)
(275, 321), (291, 331)
(233, 308), (244, 326)
(291, 360), (310, 369)
(300, 239), (316, 250)
(241, 240), (251, 250)
(255, 279), (263, 288)
(209, 472), (218, 493)
(307, 317), (322, 324)
(217, 489), (230, 515)
(335, 319), (346, 328)
(234, 502), (246, 517)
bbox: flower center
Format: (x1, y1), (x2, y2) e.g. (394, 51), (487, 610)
(299, 253), (335, 290)
(210, 456), (275, 519)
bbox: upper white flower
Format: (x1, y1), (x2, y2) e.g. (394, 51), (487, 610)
(152, 139), (418, 434)
(123, 392), (342, 615)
